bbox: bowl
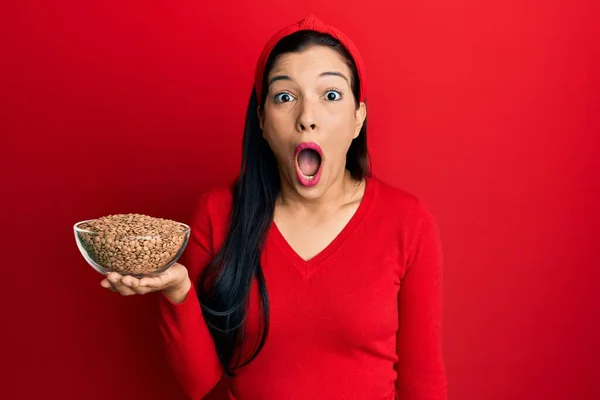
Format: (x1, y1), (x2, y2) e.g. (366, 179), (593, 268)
(74, 218), (190, 278)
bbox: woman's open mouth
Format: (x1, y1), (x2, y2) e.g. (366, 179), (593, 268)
(294, 142), (323, 187)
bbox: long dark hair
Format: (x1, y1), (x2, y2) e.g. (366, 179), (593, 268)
(198, 30), (370, 377)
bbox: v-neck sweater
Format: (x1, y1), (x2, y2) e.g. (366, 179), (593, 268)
(157, 176), (447, 400)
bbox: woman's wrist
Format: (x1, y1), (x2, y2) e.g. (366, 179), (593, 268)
(162, 277), (192, 304)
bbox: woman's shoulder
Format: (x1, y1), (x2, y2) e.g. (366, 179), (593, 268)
(190, 183), (234, 225)
(368, 175), (438, 227)
(369, 175), (425, 210)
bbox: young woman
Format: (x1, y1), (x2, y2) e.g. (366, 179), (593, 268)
(101, 14), (448, 400)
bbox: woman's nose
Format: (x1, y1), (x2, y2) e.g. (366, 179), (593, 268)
(299, 122), (316, 131)
(297, 100), (318, 132)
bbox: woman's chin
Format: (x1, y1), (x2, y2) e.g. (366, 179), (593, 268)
(287, 172), (325, 199)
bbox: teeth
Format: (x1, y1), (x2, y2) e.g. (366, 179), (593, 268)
(302, 174), (315, 180)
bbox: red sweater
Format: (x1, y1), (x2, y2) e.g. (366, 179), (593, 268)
(157, 176), (447, 399)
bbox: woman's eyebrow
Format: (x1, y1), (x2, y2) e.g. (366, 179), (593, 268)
(268, 71), (349, 87)
(268, 75), (291, 87)
(319, 71), (349, 85)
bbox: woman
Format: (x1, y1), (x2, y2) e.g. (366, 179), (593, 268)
(101, 14), (448, 400)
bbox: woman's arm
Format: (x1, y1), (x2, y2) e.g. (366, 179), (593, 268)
(157, 192), (223, 399)
(395, 203), (448, 399)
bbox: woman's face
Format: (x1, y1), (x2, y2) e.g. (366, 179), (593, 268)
(259, 45), (366, 200)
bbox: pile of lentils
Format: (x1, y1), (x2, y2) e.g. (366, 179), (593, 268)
(77, 213), (187, 275)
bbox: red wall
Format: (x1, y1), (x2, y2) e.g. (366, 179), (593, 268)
(3, 1), (599, 399)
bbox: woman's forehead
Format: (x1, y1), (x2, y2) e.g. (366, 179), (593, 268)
(269, 46), (350, 80)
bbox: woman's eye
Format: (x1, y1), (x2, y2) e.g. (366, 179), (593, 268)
(324, 90), (342, 101)
(274, 93), (295, 103)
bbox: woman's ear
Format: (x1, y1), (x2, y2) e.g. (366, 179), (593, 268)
(257, 106), (265, 132)
(353, 102), (367, 139)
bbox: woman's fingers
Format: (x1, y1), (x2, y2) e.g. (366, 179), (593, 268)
(100, 278), (113, 290)
(121, 275), (137, 287)
(122, 276), (154, 295)
(101, 268), (180, 295)
(106, 272), (136, 296)
(138, 275), (167, 290)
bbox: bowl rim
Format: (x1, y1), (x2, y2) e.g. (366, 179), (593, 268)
(73, 219), (191, 239)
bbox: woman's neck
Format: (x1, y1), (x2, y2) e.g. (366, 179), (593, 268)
(276, 169), (365, 215)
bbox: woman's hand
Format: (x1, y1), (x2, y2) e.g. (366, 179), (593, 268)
(100, 262), (191, 301)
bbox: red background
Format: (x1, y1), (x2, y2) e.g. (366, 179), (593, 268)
(2, 1), (599, 399)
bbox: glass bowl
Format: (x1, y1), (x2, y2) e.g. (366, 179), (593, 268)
(74, 219), (190, 278)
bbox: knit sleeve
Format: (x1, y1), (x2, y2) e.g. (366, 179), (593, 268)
(156, 191), (223, 399)
(395, 203), (448, 399)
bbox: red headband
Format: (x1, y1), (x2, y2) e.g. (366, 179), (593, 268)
(253, 14), (367, 105)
